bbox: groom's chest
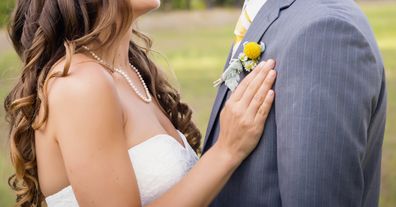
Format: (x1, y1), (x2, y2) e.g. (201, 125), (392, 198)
(222, 4), (307, 100)
(241, 3), (312, 77)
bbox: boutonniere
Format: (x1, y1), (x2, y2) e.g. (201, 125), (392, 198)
(214, 42), (266, 91)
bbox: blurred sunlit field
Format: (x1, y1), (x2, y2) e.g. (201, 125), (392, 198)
(1, 2), (395, 206)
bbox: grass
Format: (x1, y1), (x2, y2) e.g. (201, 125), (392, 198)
(0, 50), (19, 207)
(0, 0), (13, 27)
(360, 3), (396, 206)
(0, 2), (395, 206)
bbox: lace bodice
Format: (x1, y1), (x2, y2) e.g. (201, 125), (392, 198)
(45, 131), (198, 206)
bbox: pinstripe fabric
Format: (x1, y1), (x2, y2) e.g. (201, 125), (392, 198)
(203, 0), (386, 206)
(203, 0), (286, 152)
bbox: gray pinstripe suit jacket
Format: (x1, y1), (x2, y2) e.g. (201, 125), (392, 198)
(203, 0), (387, 206)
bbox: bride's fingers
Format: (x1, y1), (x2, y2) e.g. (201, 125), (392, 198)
(246, 69), (276, 116)
(254, 90), (275, 124)
(239, 60), (275, 106)
(230, 61), (265, 102)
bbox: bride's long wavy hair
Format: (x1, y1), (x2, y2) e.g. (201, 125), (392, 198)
(4, 0), (201, 206)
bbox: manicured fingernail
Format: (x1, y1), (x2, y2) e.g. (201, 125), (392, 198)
(268, 90), (274, 97)
(269, 70), (277, 77)
(258, 61), (266, 69)
(267, 59), (275, 68)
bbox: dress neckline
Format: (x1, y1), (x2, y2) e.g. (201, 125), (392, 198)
(45, 130), (192, 201)
(128, 130), (187, 151)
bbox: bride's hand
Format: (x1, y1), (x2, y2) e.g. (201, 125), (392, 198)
(215, 59), (276, 164)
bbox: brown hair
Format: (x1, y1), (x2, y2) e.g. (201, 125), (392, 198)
(4, 0), (201, 206)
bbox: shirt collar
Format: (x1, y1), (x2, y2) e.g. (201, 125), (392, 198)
(245, 0), (268, 21)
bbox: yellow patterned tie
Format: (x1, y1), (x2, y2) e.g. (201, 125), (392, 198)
(232, 1), (253, 55)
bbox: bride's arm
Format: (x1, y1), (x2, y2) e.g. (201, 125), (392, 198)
(49, 62), (141, 206)
(51, 59), (275, 207)
(149, 60), (276, 207)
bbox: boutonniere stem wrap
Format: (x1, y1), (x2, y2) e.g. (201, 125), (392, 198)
(214, 42), (266, 91)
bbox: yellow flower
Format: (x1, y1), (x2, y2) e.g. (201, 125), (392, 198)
(243, 42), (262, 59)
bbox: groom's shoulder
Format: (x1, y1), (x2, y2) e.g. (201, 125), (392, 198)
(291, 0), (372, 33)
(276, 0), (383, 71)
(276, 0), (378, 50)
(295, 0), (364, 16)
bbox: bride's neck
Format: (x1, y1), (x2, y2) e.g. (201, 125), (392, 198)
(87, 28), (133, 70)
(112, 37), (131, 70)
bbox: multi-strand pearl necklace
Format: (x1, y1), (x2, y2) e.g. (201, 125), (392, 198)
(82, 46), (152, 103)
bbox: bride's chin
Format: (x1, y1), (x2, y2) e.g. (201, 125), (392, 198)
(135, 0), (161, 13)
(153, 0), (161, 9)
(151, 0), (161, 12)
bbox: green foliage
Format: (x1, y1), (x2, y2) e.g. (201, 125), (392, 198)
(0, 0), (14, 27)
(159, 0), (208, 10)
(161, 0), (191, 9)
(205, 0), (244, 7)
(0, 50), (20, 207)
(0, 155), (13, 207)
(160, 0), (243, 10)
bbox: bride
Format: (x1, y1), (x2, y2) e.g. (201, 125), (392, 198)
(4, 0), (276, 206)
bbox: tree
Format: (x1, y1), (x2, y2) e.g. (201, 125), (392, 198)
(206, 0), (244, 7)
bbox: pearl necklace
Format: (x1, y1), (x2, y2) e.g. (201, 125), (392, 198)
(82, 46), (152, 103)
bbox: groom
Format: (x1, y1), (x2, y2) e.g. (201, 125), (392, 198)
(203, 0), (387, 206)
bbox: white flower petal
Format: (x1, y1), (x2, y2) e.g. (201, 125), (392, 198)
(260, 42), (266, 52)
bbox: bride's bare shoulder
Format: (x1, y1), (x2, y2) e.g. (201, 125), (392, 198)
(48, 53), (114, 91)
(45, 53), (123, 126)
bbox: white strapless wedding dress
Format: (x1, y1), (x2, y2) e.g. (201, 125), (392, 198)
(45, 131), (198, 207)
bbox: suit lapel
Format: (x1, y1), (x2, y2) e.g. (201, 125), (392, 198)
(203, 47), (233, 150)
(238, 0), (296, 80)
(204, 0), (296, 151)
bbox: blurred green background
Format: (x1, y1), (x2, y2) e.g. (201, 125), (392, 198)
(0, 0), (395, 206)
